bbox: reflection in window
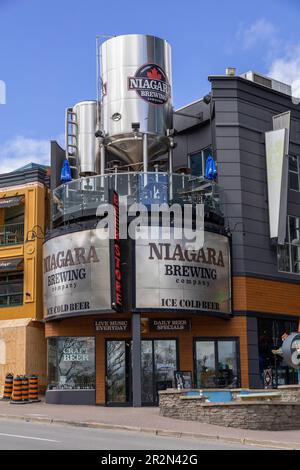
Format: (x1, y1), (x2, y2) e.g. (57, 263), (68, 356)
(289, 156), (299, 191)
(258, 318), (298, 386)
(189, 147), (214, 177)
(195, 341), (215, 388)
(106, 340), (127, 403)
(195, 339), (239, 388)
(278, 215), (300, 274)
(48, 337), (95, 390)
(0, 271), (23, 308)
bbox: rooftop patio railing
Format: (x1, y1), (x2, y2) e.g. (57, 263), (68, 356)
(52, 172), (223, 223)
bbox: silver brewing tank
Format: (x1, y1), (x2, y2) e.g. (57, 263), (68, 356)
(71, 101), (100, 175)
(100, 34), (173, 166)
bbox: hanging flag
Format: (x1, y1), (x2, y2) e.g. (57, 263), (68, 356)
(60, 159), (72, 183)
(205, 155), (217, 180)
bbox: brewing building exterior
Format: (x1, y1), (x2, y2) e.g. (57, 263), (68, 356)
(43, 34), (300, 406)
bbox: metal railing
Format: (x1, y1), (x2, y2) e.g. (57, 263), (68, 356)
(0, 282), (23, 308)
(52, 172), (223, 223)
(0, 223), (24, 246)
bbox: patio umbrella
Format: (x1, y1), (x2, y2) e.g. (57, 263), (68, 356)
(60, 159), (72, 183)
(205, 155), (217, 181)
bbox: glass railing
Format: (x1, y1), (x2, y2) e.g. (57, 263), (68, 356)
(52, 172), (223, 223)
(0, 282), (23, 308)
(0, 223), (24, 246)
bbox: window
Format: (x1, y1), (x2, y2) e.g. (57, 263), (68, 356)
(289, 156), (300, 191)
(0, 271), (23, 307)
(48, 337), (95, 390)
(258, 318), (298, 386)
(278, 215), (300, 274)
(194, 339), (239, 388)
(189, 147), (214, 177)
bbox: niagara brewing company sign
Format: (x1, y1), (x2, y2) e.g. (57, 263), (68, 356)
(134, 228), (231, 314)
(43, 229), (112, 319)
(128, 64), (171, 105)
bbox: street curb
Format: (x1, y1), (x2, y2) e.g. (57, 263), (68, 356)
(0, 413), (299, 449)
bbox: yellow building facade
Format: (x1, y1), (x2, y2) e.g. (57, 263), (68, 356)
(0, 165), (49, 394)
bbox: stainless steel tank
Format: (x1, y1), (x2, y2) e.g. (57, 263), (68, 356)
(72, 101), (100, 175)
(100, 34), (173, 166)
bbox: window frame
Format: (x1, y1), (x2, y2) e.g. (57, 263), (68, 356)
(47, 336), (96, 391)
(193, 337), (240, 389)
(288, 155), (300, 192)
(278, 215), (300, 275)
(188, 146), (213, 177)
(0, 270), (24, 307)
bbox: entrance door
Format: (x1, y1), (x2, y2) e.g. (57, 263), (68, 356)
(106, 340), (132, 405)
(141, 339), (177, 405)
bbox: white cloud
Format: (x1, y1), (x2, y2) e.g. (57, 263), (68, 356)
(268, 44), (300, 99)
(0, 134), (65, 174)
(0, 136), (50, 174)
(239, 19), (277, 51)
(237, 18), (300, 101)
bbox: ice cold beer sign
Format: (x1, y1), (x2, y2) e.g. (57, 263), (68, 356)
(43, 229), (112, 319)
(135, 229), (231, 314)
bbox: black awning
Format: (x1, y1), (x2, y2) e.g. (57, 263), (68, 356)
(0, 196), (24, 208)
(0, 258), (23, 271)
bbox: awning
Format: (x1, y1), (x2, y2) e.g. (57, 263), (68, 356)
(0, 258), (23, 271)
(0, 196), (24, 208)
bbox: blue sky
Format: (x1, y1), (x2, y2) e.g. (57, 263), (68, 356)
(0, 0), (299, 172)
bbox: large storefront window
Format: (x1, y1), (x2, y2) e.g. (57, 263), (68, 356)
(258, 318), (298, 386)
(48, 337), (95, 390)
(194, 339), (239, 388)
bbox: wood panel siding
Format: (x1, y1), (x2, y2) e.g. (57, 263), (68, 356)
(233, 276), (300, 316)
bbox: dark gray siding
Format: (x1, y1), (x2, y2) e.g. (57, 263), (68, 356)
(212, 77), (300, 281)
(174, 76), (300, 283)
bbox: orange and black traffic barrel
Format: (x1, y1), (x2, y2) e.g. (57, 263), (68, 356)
(2, 373), (13, 400)
(29, 375), (40, 402)
(10, 375), (23, 404)
(21, 376), (29, 402)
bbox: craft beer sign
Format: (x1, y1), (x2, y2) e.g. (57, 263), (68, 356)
(43, 229), (113, 319)
(134, 228), (231, 314)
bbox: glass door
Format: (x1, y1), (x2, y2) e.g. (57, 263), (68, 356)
(106, 340), (132, 405)
(141, 339), (177, 405)
(141, 340), (154, 404)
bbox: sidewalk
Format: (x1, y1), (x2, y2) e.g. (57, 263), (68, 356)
(0, 399), (299, 449)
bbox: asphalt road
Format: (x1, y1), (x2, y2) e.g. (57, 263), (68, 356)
(0, 419), (270, 450)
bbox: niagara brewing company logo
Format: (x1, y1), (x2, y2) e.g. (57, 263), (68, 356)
(128, 63), (171, 105)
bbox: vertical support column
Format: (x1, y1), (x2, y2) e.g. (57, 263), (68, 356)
(143, 133), (148, 187)
(168, 145), (173, 202)
(100, 141), (105, 175)
(100, 141), (106, 194)
(132, 313), (142, 407)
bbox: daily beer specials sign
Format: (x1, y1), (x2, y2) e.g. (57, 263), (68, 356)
(43, 229), (113, 319)
(134, 228), (231, 314)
